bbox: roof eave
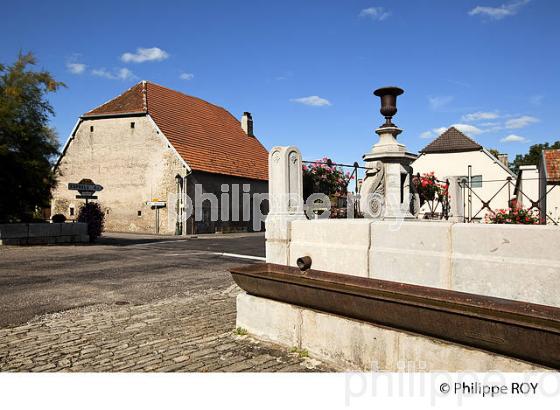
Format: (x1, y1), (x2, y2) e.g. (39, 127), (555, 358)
(81, 111), (147, 120)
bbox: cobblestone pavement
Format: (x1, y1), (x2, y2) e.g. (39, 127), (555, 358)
(0, 285), (332, 372)
(0, 234), (334, 372)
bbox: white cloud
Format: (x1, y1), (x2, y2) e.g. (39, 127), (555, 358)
(461, 111), (499, 122)
(121, 47), (169, 63)
(67, 62), (86, 74)
(529, 94), (543, 106)
(359, 7), (391, 21)
(420, 124), (483, 139)
(179, 72), (194, 80)
(290, 96), (331, 107)
(505, 115), (539, 129)
(500, 134), (527, 143)
(469, 0), (530, 20)
(428, 95), (454, 111)
(450, 123), (484, 135)
(91, 67), (137, 81)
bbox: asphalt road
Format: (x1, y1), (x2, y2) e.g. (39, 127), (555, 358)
(0, 232), (265, 328)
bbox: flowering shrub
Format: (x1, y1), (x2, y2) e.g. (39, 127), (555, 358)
(412, 172), (448, 202)
(78, 202), (105, 242)
(412, 172), (449, 218)
(302, 158), (353, 197)
(485, 208), (539, 224)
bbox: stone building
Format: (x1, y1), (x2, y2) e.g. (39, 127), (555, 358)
(52, 81), (268, 235)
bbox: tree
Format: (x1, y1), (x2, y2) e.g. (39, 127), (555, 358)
(511, 141), (560, 174)
(0, 52), (64, 222)
(77, 202), (105, 243)
(487, 148), (500, 159)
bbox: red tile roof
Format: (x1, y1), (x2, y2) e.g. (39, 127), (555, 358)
(83, 81), (268, 181)
(420, 127), (482, 154)
(543, 149), (560, 182)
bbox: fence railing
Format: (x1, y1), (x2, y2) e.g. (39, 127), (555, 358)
(459, 176), (559, 225)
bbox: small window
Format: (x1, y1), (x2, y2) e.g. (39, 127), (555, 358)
(459, 175), (483, 188)
(90, 126), (94, 132)
(130, 122), (135, 129)
(106, 209), (110, 215)
(69, 207), (75, 216)
(137, 210), (142, 217)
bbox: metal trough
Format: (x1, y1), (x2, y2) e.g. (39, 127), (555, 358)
(230, 262), (560, 369)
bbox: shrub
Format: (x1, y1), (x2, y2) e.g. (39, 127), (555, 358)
(77, 202), (105, 242)
(302, 158), (353, 198)
(51, 214), (66, 223)
(485, 208), (540, 224)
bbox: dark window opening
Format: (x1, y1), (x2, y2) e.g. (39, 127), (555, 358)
(130, 122), (135, 129)
(137, 210), (142, 217)
(69, 207), (75, 216)
(90, 126), (94, 132)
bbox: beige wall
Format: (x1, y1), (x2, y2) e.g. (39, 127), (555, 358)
(52, 116), (187, 234)
(413, 150), (514, 220)
(277, 219), (560, 308)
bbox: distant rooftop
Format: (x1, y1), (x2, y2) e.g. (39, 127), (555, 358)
(420, 127), (482, 154)
(543, 149), (560, 182)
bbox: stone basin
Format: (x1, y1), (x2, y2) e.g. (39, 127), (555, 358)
(230, 262), (560, 369)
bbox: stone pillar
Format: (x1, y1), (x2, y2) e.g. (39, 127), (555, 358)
(360, 126), (417, 220)
(446, 176), (465, 222)
(359, 87), (417, 220)
(265, 146), (306, 265)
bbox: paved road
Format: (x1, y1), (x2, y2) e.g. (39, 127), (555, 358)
(0, 233), (331, 372)
(0, 232), (264, 327)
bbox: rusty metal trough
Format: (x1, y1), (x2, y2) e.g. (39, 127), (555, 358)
(230, 263), (560, 369)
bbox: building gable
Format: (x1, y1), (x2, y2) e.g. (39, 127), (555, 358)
(81, 81), (268, 181)
(420, 127), (482, 154)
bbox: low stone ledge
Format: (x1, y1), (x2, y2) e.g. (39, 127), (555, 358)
(0, 223), (88, 245)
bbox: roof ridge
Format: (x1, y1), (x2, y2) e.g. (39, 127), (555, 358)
(420, 126), (482, 154)
(447, 126), (481, 147)
(145, 81), (230, 115)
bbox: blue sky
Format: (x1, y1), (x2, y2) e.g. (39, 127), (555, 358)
(2, 0), (559, 165)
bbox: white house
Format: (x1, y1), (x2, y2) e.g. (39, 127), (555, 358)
(412, 127), (516, 221)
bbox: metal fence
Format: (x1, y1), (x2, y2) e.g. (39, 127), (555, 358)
(459, 173), (559, 225)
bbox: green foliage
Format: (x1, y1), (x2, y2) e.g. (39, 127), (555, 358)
(233, 327), (248, 336)
(511, 141), (560, 174)
(78, 202), (105, 242)
(487, 148), (500, 159)
(0, 52), (65, 222)
(51, 213), (66, 223)
(289, 346), (309, 358)
(302, 157), (353, 198)
(485, 208), (540, 225)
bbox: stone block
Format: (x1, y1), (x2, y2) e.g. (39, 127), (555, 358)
(452, 223), (560, 307)
(369, 221), (452, 287)
(236, 293), (300, 347)
(289, 219), (372, 277)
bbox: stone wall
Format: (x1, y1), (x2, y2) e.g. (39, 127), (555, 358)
(0, 223), (88, 245)
(272, 219), (560, 308)
(186, 171), (268, 234)
(52, 116), (187, 235)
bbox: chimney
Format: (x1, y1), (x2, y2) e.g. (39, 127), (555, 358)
(241, 112), (253, 136)
(497, 153), (509, 167)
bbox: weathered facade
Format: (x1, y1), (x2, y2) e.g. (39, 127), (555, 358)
(52, 81), (269, 235)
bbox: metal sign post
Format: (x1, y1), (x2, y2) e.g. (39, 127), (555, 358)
(146, 201), (166, 234)
(68, 179), (103, 204)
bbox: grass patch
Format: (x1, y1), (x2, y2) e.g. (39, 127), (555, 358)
(234, 327), (248, 336)
(289, 346), (309, 358)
